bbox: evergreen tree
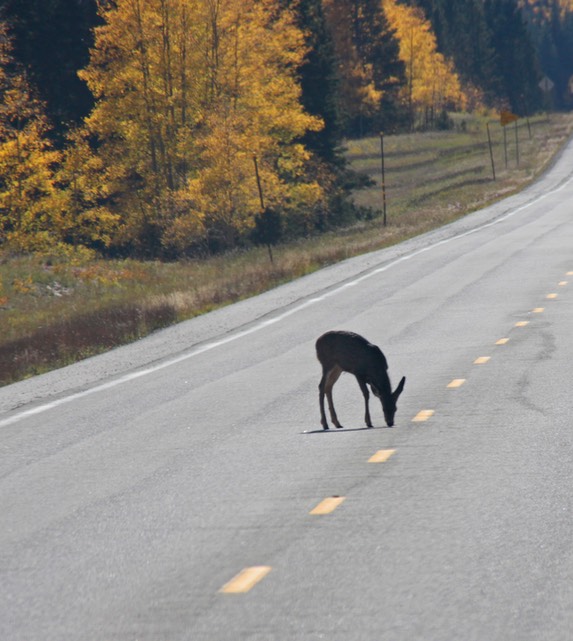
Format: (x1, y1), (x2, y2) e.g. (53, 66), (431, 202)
(557, 6), (573, 106)
(412, 0), (500, 104)
(281, 0), (367, 236)
(520, 0), (573, 108)
(324, 0), (406, 136)
(0, 0), (98, 141)
(484, 0), (542, 113)
(413, 0), (545, 111)
(354, 0), (406, 131)
(285, 0), (343, 164)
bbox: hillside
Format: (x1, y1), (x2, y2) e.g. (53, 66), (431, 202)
(1, 112), (572, 385)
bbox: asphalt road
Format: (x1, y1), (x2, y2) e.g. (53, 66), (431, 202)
(2, 138), (573, 641)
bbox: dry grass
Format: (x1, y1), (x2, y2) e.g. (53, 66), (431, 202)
(1, 112), (572, 385)
(348, 113), (570, 221)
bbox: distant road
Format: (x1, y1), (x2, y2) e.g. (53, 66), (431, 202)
(1, 138), (573, 641)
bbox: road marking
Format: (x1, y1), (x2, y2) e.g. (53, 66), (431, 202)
(532, 307), (544, 313)
(474, 356), (490, 364)
(447, 379), (466, 388)
(310, 496), (345, 515)
(558, 281), (568, 286)
(567, 272), (573, 276)
(368, 449), (396, 463)
(515, 321), (529, 327)
(496, 338), (509, 345)
(412, 409), (434, 422)
(547, 293), (558, 299)
(3, 171), (573, 429)
(219, 566), (272, 594)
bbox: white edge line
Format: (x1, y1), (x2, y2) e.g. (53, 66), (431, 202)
(2, 172), (573, 428)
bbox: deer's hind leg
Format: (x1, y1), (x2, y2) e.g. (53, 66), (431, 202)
(319, 365), (343, 429)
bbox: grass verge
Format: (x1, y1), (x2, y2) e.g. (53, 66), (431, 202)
(1, 112), (572, 386)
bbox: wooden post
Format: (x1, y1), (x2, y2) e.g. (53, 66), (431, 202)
(253, 154), (273, 264)
(253, 154), (265, 211)
(380, 132), (387, 227)
(486, 123), (496, 181)
(503, 125), (508, 169)
(514, 120), (519, 166)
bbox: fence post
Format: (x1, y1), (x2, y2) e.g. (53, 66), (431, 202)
(380, 132), (387, 227)
(253, 154), (265, 211)
(486, 123), (496, 181)
(503, 124), (508, 169)
(253, 154), (274, 264)
(514, 120), (519, 166)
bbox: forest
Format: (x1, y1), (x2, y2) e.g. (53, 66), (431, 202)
(0, 0), (572, 260)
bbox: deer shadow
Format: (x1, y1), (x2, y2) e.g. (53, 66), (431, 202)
(302, 425), (387, 435)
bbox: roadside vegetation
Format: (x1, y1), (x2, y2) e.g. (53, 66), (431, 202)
(2, 1), (573, 384)
(1, 111), (572, 385)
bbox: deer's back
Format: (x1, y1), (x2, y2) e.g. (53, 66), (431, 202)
(316, 331), (387, 375)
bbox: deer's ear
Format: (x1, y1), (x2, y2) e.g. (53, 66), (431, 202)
(393, 376), (406, 400)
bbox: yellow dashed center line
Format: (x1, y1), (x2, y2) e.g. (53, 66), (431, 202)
(368, 449), (396, 463)
(220, 566), (272, 594)
(220, 279), (570, 597)
(219, 283), (573, 597)
(567, 272), (573, 276)
(309, 496), (345, 515)
(412, 409), (434, 422)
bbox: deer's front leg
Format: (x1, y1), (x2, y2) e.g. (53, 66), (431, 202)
(318, 377), (329, 429)
(357, 376), (373, 427)
(325, 367), (343, 428)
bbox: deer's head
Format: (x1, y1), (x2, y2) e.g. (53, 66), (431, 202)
(372, 376), (406, 427)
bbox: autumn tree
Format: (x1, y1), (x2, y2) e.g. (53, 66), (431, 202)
(77, 0), (324, 257)
(0, 22), (62, 253)
(53, 127), (120, 251)
(182, 0), (324, 252)
(383, 0), (464, 128)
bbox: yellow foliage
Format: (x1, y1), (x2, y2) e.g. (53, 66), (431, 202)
(0, 125), (63, 253)
(78, 0), (325, 254)
(55, 128), (120, 248)
(383, 0), (465, 117)
(0, 21), (84, 255)
(12, 275), (35, 295)
(323, 0), (381, 124)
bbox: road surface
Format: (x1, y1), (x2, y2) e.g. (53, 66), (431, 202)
(1, 139), (573, 640)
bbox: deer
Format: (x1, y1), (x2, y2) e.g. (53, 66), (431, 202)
(316, 330), (406, 429)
